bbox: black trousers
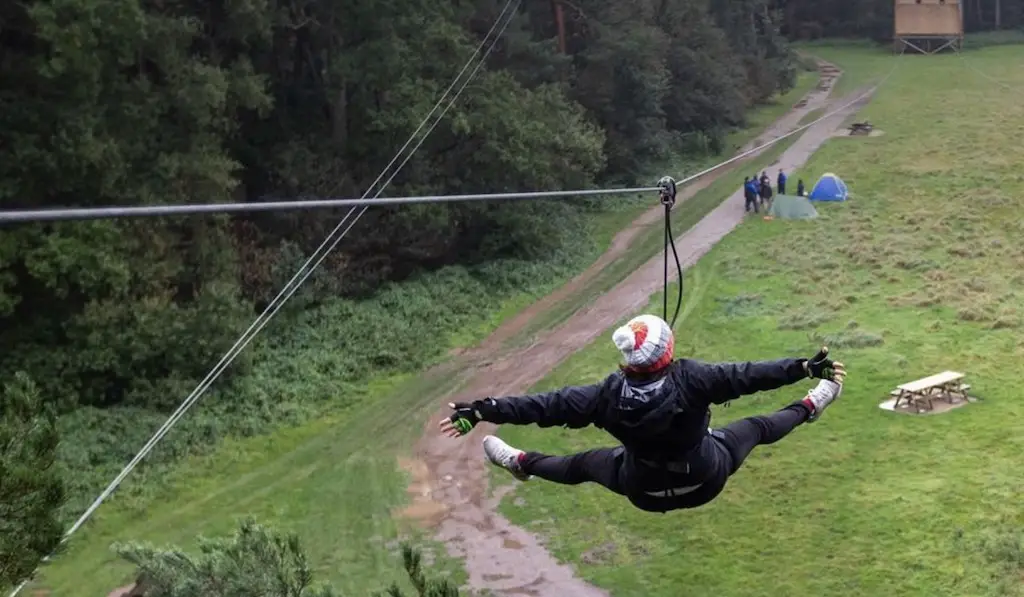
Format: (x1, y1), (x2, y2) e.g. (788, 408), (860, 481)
(519, 403), (810, 512)
(744, 192), (759, 213)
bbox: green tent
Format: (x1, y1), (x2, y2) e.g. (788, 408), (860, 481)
(768, 194), (818, 220)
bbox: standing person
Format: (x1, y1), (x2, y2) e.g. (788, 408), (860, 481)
(797, 179), (806, 197)
(777, 169), (787, 195)
(759, 171), (772, 208)
(762, 180), (774, 209)
(440, 314), (847, 514)
(743, 176), (758, 213)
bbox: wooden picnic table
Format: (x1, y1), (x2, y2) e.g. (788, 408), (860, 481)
(891, 370), (971, 412)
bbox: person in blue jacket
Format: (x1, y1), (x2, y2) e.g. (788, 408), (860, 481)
(777, 169), (788, 195)
(440, 314), (846, 514)
(743, 176), (758, 213)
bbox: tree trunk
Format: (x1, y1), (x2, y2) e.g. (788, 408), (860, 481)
(784, 0), (797, 38)
(329, 9), (348, 148)
(553, 0), (566, 54)
(332, 82), (348, 147)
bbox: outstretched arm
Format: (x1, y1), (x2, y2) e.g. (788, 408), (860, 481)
(483, 384), (603, 428)
(440, 383), (603, 437)
(674, 347), (844, 406)
(675, 358), (809, 406)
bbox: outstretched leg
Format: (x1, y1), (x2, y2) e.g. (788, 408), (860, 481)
(713, 403), (808, 474)
(482, 435), (625, 494)
(713, 379), (841, 474)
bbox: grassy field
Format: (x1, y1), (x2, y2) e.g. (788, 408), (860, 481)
(497, 44), (1024, 597)
(28, 62), (824, 597)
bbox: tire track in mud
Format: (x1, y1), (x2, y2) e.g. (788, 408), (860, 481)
(406, 61), (873, 597)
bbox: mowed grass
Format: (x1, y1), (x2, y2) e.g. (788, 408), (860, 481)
(496, 44), (1024, 597)
(38, 370), (475, 596)
(29, 66), (824, 597)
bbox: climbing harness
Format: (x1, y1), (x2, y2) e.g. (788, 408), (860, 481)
(658, 176), (683, 329)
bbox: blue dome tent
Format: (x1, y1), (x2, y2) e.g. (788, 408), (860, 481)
(808, 172), (848, 202)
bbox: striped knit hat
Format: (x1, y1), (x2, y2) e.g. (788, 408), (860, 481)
(612, 314), (675, 373)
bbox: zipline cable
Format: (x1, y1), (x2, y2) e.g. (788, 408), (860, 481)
(954, 45), (1015, 90)
(0, 186), (659, 223)
(5, 1), (522, 595)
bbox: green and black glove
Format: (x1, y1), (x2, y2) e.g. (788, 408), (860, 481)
(804, 347), (846, 383)
(442, 399), (498, 437)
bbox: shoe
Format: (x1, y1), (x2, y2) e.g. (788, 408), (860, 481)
(482, 435), (531, 481)
(802, 379), (843, 422)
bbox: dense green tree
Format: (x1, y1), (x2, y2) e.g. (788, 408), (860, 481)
(709, 0), (796, 103)
(0, 0), (265, 409)
(113, 518), (459, 597)
(658, 1), (751, 154)
(230, 0), (608, 298)
(0, 373), (65, 591)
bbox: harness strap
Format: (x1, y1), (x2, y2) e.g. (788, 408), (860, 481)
(643, 483), (703, 498)
(637, 458), (690, 474)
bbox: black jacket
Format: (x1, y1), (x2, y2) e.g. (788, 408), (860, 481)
(478, 357), (809, 507)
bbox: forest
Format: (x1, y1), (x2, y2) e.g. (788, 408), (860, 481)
(1, 0), (1022, 592)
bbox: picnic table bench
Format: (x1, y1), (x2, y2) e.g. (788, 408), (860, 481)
(890, 370), (971, 412)
(849, 121), (874, 136)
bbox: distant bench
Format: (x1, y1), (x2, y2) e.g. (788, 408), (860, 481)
(890, 370), (970, 413)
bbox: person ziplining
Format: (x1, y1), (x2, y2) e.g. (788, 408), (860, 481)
(439, 314), (846, 513)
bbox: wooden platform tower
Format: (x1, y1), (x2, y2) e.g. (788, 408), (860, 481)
(894, 0), (964, 54)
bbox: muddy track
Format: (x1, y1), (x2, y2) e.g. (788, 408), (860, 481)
(407, 60), (874, 597)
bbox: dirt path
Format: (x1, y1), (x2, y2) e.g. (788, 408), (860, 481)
(409, 61), (871, 597)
